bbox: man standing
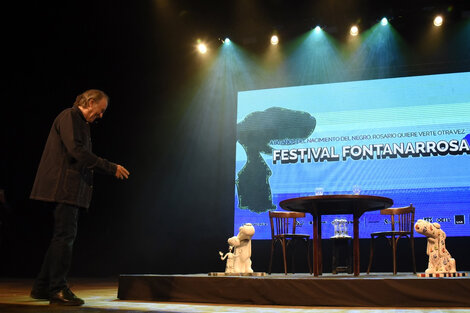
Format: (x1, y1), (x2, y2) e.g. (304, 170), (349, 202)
(30, 89), (130, 306)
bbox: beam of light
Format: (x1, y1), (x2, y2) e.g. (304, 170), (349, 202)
(416, 14), (448, 56)
(270, 35), (279, 45)
(433, 15), (443, 27)
(347, 22), (407, 80)
(350, 25), (359, 36)
(450, 19), (470, 62)
(282, 28), (345, 86)
(381, 17), (388, 26)
(164, 41), (268, 203)
(172, 41), (265, 166)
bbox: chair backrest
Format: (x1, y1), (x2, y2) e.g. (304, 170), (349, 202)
(379, 204), (415, 233)
(269, 211), (306, 238)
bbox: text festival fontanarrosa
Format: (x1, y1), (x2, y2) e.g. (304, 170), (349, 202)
(272, 139), (470, 164)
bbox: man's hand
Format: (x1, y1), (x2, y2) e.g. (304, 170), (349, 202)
(115, 164), (130, 180)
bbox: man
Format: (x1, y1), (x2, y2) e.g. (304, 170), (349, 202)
(30, 89), (130, 306)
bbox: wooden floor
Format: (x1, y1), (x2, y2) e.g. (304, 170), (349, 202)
(0, 277), (468, 313)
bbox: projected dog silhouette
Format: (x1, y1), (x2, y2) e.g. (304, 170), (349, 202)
(414, 219), (456, 274)
(224, 223), (255, 273)
(236, 107), (316, 213)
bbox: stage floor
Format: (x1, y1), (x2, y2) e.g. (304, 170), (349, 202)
(118, 272), (470, 307)
(1, 276), (469, 313)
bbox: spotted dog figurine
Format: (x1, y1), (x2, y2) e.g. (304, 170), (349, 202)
(414, 219), (456, 274)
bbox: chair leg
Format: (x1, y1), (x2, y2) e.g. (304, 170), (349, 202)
(367, 236), (375, 274)
(281, 238), (288, 275)
(347, 238), (353, 274)
(392, 235), (397, 275)
(410, 236), (416, 274)
(268, 239), (275, 274)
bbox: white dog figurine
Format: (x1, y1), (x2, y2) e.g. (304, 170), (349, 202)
(414, 219), (456, 274)
(226, 223), (255, 273)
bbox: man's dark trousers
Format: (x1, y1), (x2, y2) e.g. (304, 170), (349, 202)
(33, 203), (79, 295)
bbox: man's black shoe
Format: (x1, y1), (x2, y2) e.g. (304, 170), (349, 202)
(49, 288), (84, 306)
(30, 289), (49, 300)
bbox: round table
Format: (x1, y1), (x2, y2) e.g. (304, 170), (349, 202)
(279, 195), (393, 276)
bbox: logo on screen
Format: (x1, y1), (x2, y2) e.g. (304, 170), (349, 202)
(454, 215), (465, 225)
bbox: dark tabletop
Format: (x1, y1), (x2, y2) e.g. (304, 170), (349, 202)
(279, 195), (394, 216)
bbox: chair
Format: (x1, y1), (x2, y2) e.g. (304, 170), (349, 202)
(367, 204), (416, 275)
(268, 211), (312, 275)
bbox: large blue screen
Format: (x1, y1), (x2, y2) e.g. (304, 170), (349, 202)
(235, 72), (470, 239)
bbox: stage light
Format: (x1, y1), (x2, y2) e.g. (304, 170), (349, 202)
(197, 43), (207, 54)
(381, 17), (388, 26)
(350, 25), (359, 36)
(314, 26), (322, 33)
(433, 15), (443, 27)
(270, 35), (279, 45)
(224, 38), (231, 45)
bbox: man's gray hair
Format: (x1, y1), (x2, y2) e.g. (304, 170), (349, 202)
(73, 89), (109, 108)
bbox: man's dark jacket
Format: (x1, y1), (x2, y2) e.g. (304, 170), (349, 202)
(30, 106), (117, 209)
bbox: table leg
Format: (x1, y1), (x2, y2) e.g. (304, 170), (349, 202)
(312, 214), (319, 276)
(318, 215), (322, 275)
(353, 213), (360, 276)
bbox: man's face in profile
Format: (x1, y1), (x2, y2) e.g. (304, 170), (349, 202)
(83, 98), (108, 123)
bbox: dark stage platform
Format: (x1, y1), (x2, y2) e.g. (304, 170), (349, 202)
(118, 272), (470, 307)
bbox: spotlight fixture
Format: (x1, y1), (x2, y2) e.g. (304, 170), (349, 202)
(350, 25), (359, 36)
(381, 17), (388, 26)
(314, 26), (322, 33)
(270, 35), (279, 45)
(433, 15), (443, 27)
(197, 43), (207, 54)
(224, 38), (231, 45)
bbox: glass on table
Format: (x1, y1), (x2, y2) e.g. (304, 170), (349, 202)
(315, 187), (324, 196)
(352, 185), (361, 195)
